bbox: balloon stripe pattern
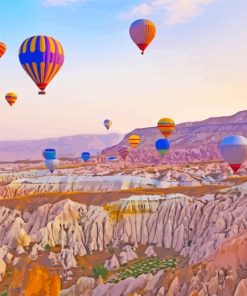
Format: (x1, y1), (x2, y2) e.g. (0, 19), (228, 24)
(129, 19), (156, 54)
(19, 36), (64, 94)
(0, 42), (6, 58)
(118, 145), (129, 160)
(128, 134), (141, 148)
(157, 118), (175, 138)
(5, 92), (17, 106)
(43, 148), (57, 160)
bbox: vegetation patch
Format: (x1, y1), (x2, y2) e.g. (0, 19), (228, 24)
(107, 257), (179, 283)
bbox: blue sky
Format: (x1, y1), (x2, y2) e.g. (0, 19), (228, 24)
(0, 0), (247, 140)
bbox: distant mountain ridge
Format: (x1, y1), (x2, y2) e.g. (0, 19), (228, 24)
(102, 110), (247, 164)
(1, 111), (247, 162)
(0, 133), (123, 161)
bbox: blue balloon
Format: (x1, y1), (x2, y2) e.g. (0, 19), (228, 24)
(81, 152), (91, 162)
(43, 148), (57, 160)
(155, 139), (170, 156)
(107, 156), (117, 161)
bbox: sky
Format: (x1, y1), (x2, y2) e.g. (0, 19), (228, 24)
(0, 0), (247, 140)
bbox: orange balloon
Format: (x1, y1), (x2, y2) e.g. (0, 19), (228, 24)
(129, 19), (156, 54)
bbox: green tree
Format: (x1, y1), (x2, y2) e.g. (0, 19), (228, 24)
(92, 264), (108, 279)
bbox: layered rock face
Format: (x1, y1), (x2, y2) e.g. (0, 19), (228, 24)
(0, 162), (242, 199)
(0, 183), (247, 265)
(0, 180), (247, 295)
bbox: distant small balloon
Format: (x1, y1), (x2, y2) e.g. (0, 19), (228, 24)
(157, 118), (175, 138)
(155, 139), (170, 156)
(81, 152), (91, 162)
(45, 158), (59, 173)
(128, 134), (141, 148)
(107, 156), (117, 162)
(5, 92), (17, 106)
(104, 119), (112, 130)
(43, 148), (57, 160)
(0, 42), (6, 59)
(129, 19), (156, 54)
(220, 135), (247, 173)
(118, 145), (129, 160)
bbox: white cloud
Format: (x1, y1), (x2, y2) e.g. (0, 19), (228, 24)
(121, 0), (215, 25)
(42, 0), (85, 6)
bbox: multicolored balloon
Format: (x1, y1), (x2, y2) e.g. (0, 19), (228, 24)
(0, 42), (6, 59)
(45, 158), (59, 173)
(5, 92), (17, 106)
(81, 152), (91, 162)
(155, 139), (170, 156)
(157, 118), (175, 138)
(118, 145), (129, 160)
(128, 134), (141, 148)
(104, 119), (112, 130)
(220, 135), (247, 173)
(129, 19), (156, 55)
(43, 148), (57, 160)
(19, 36), (64, 95)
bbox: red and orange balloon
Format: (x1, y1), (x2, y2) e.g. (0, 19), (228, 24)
(0, 42), (6, 59)
(129, 19), (156, 54)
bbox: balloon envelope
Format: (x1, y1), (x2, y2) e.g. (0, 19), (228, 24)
(155, 139), (170, 156)
(128, 134), (141, 148)
(43, 148), (57, 160)
(118, 145), (129, 160)
(0, 42), (6, 58)
(104, 119), (112, 130)
(81, 152), (91, 162)
(129, 19), (156, 54)
(19, 36), (64, 95)
(157, 118), (175, 138)
(45, 158), (59, 173)
(220, 135), (247, 172)
(107, 156), (117, 161)
(5, 92), (17, 106)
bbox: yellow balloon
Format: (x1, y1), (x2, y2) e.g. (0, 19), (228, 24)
(128, 134), (141, 148)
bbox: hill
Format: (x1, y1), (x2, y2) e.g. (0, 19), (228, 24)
(102, 110), (247, 163)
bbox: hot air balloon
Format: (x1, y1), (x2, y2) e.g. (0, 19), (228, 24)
(81, 152), (91, 162)
(157, 118), (175, 138)
(18, 36), (64, 95)
(45, 158), (59, 173)
(104, 119), (112, 130)
(128, 134), (141, 148)
(220, 135), (247, 173)
(43, 148), (57, 160)
(129, 19), (156, 55)
(5, 92), (17, 106)
(107, 156), (117, 162)
(0, 42), (6, 59)
(155, 139), (170, 156)
(118, 145), (129, 160)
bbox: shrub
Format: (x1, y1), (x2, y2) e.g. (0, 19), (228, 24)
(92, 264), (108, 279)
(44, 244), (51, 251)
